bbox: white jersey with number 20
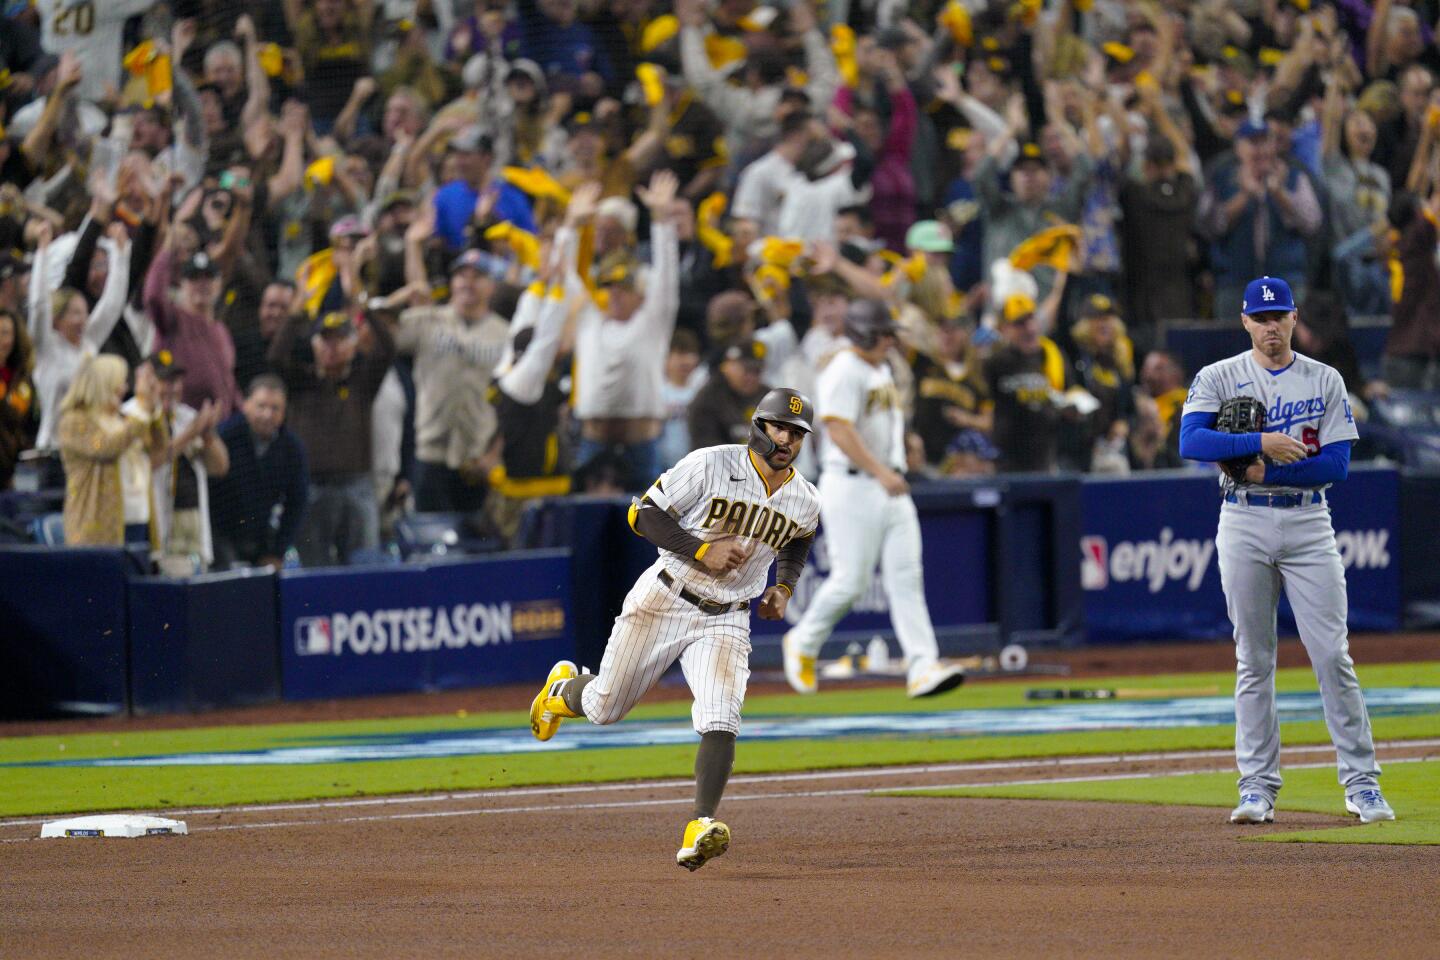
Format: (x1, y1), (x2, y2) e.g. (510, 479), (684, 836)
(41, 0), (153, 104)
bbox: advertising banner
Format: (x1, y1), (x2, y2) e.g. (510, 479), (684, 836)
(279, 550), (574, 700)
(748, 507), (993, 660)
(1080, 467), (1400, 643)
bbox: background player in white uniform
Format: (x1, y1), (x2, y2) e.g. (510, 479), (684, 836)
(1179, 275), (1395, 825)
(40, 0), (153, 104)
(782, 299), (965, 699)
(529, 389), (821, 870)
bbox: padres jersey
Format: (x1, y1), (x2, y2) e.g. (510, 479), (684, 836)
(642, 444), (820, 604)
(1183, 351), (1359, 495)
(40, 0), (152, 104)
(817, 349), (905, 474)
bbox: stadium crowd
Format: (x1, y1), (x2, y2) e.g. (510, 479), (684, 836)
(0, 0), (1437, 570)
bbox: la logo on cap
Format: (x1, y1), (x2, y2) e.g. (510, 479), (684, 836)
(1262, 285), (1275, 302)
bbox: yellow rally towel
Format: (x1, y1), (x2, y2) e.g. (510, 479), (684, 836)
(1102, 41), (1135, 64)
(1009, 224), (1083, 273)
(296, 248), (336, 318)
(1039, 337), (1066, 391)
(637, 63), (666, 106)
(831, 25), (858, 89)
(1011, 0), (1042, 26)
(1257, 47), (1286, 67)
(697, 192), (733, 268)
(705, 33), (747, 69)
(305, 156), (336, 190)
(1387, 228), (1403, 303)
(751, 264), (791, 302)
(258, 43), (285, 78)
(122, 40), (172, 97)
(940, 1), (973, 47)
(640, 15), (679, 53)
(878, 250), (927, 286)
(501, 166), (572, 205)
(759, 237), (806, 270)
(485, 222), (541, 270)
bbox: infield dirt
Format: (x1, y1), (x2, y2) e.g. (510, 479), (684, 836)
(4, 752), (1438, 960)
(4, 634), (1438, 958)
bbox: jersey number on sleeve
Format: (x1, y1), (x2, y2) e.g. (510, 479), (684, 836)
(54, 1), (95, 36)
(1301, 427), (1320, 457)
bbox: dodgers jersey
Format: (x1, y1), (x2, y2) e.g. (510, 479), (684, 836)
(642, 444), (820, 604)
(1182, 350), (1358, 495)
(817, 349), (906, 474)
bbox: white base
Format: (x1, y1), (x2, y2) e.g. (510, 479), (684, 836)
(41, 814), (188, 838)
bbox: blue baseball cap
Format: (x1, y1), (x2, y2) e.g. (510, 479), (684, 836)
(1241, 276), (1296, 315)
(1235, 118), (1269, 140)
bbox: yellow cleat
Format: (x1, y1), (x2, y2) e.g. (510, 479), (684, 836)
(529, 660), (579, 741)
(676, 817), (730, 872)
(782, 631), (817, 694)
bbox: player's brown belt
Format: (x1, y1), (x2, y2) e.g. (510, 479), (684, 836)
(658, 570), (749, 615)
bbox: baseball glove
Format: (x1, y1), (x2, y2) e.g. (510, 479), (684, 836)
(1213, 395), (1267, 484)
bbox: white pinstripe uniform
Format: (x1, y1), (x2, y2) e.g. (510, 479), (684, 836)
(580, 445), (820, 735)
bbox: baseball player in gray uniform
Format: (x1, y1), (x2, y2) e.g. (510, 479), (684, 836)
(1179, 275), (1395, 825)
(529, 389), (821, 870)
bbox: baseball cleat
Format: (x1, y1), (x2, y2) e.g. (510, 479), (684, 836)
(1345, 789), (1396, 823)
(676, 817), (730, 872)
(906, 661), (966, 699)
(782, 631), (817, 695)
(1229, 793), (1275, 824)
(529, 660), (579, 741)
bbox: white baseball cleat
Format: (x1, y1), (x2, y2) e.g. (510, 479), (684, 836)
(782, 631), (817, 695)
(906, 661), (966, 699)
(1345, 789), (1396, 823)
(1229, 793), (1275, 824)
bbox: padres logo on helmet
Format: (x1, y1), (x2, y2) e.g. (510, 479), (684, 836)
(750, 388), (814, 464)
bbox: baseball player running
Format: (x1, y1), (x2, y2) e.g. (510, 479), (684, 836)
(529, 389), (821, 870)
(1179, 275), (1394, 825)
(782, 299), (965, 698)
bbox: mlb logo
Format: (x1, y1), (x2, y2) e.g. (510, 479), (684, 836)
(295, 616), (333, 656)
(1080, 536), (1108, 590)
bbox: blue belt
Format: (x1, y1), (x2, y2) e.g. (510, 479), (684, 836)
(1224, 491), (1323, 508)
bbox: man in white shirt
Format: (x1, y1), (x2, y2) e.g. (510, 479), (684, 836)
(571, 171), (681, 489)
(731, 112), (815, 239)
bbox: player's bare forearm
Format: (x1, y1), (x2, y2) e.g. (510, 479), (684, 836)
(824, 419), (890, 479)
